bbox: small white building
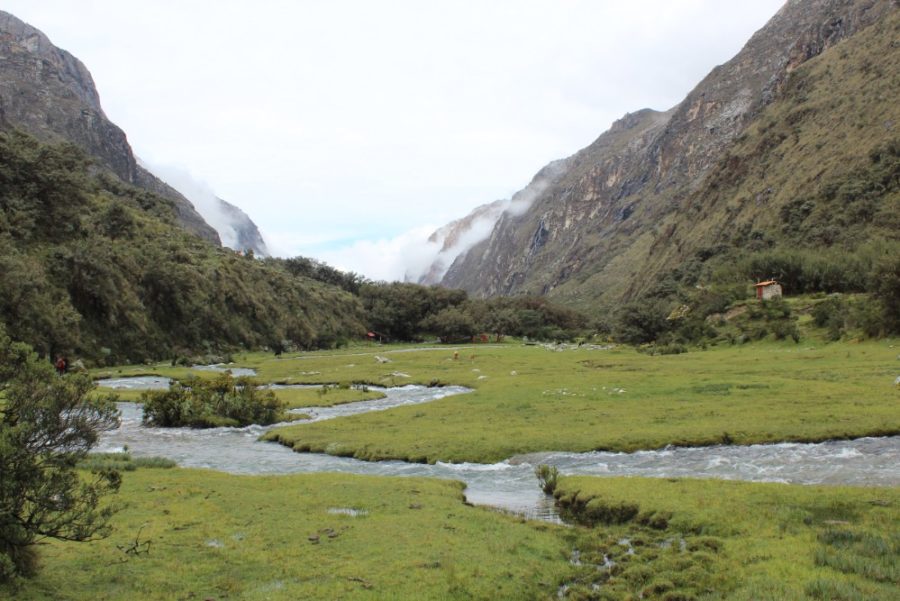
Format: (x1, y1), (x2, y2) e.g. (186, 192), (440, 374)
(754, 280), (783, 300)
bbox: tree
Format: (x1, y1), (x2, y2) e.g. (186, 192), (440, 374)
(614, 298), (672, 344)
(0, 327), (120, 582)
(419, 306), (478, 343)
(484, 308), (521, 341)
(870, 254), (900, 335)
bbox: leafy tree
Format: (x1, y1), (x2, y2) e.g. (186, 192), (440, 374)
(870, 254), (900, 334)
(483, 308), (521, 341)
(0, 130), (90, 243)
(419, 306), (478, 343)
(614, 299), (672, 344)
(0, 326), (120, 582)
(360, 283), (467, 341)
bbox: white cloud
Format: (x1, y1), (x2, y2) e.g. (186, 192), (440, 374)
(2, 0), (787, 280)
(314, 226), (444, 283)
(141, 163), (238, 247)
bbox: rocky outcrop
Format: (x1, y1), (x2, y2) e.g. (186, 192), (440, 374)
(217, 196), (269, 256)
(0, 10), (220, 244)
(437, 0), (897, 308)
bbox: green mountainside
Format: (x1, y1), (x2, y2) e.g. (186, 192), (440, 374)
(0, 131), (364, 364)
(439, 0), (899, 317)
(585, 7), (900, 303)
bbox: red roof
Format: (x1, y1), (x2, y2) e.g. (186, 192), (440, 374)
(755, 280), (778, 287)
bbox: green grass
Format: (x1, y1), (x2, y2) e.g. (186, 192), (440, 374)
(251, 339), (899, 463)
(9, 469), (897, 600)
(552, 476), (900, 600)
(77, 452), (177, 471)
(91, 364), (236, 382)
(273, 385), (386, 409)
(88, 388), (146, 402)
(10, 468), (571, 601)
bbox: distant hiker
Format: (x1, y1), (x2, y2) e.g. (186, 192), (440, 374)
(55, 356), (67, 375)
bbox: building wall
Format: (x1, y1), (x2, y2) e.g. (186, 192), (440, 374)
(761, 283), (783, 300)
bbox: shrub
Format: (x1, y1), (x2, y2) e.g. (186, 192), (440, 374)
(534, 464), (559, 494)
(142, 374), (284, 428)
(77, 452), (176, 471)
(812, 295), (847, 340)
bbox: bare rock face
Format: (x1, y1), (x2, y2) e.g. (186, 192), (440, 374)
(217, 197), (269, 256)
(414, 158), (570, 285)
(437, 0), (896, 308)
(0, 10), (220, 244)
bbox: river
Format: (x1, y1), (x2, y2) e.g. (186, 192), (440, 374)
(95, 380), (900, 521)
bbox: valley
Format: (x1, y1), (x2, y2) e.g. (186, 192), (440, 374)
(1, 1), (898, 599)
(8, 336), (899, 600)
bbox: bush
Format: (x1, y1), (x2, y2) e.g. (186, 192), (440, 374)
(142, 374), (284, 428)
(615, 298), (673, 344)
(534, 464), (559, 494)
(869, 254), (900, 334)
(812, 296), (847, 340)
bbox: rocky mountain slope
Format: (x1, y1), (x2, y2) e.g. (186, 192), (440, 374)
(436, 0), (898, 309)
(216, 196), (269, 255)
(0, 11), (359, 360)
(0, 10), (267, 254)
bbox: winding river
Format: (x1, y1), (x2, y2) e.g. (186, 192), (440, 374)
(96, 379), (900, 521)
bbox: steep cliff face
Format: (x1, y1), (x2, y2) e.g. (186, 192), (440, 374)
(439, 0), (897, 308)
(0, 10), (221, 244)
(216, 197), (269, 255)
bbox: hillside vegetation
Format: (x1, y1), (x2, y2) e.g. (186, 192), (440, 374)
(568, 8), (900, 317)
(438, 1), (899, 326)
(0, 131), (365, 364)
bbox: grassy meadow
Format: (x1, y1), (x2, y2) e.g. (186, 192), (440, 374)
(3, 336), (894, 599)
(272, 385), (386, 410)
(245, 339), (899, 463)
(12, 467), (570, 601)
(553, 476), (899, 601)
(92, 337), (899, 464)
(7, 466), (897, 600)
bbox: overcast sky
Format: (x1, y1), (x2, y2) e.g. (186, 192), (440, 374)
(5, 1), (785, 279)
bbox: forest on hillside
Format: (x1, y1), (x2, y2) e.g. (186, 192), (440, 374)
(0, 131), (365, 364)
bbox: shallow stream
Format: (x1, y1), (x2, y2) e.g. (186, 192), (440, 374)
(96, 381), (900, 521)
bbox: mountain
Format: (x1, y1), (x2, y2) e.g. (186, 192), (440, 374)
(0, 11), (360, 361)
(0, 128), (365, 363)
(0, 10), (267, 254)
(216, 196), (269, 255)
(433, 0), (899, 310)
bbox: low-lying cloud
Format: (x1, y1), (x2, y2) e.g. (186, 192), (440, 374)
(311, 160), (569, 284)
(143, 161), (267, 255)
(314, 225), (444, 282)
